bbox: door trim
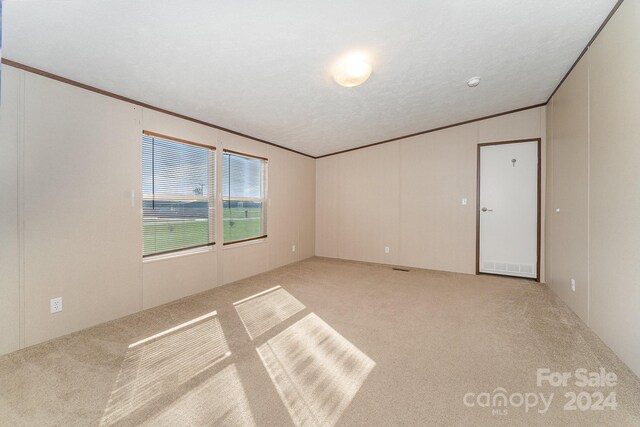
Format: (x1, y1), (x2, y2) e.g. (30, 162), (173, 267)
(475, 138), (542, 282)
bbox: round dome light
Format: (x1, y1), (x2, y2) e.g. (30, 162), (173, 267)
(332, 52), (373, 88)
(466, 76), (481, 87)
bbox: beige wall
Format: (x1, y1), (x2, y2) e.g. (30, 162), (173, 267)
(546, 56), (590, 323)
(546, 0), (640, 376)
(21, 72), (143, 346)
(0, 65), (315, 354)
(0, 67), (22, 354)
(316, 107), (546, 276)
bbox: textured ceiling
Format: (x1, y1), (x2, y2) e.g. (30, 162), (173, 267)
(3, 0), (616, 157)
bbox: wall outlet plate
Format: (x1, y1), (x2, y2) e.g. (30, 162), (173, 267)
(50, 297), (63, 314)
(384, 246), (390, 254)
(462, 198), (468, 205)
(570, 279), (576, 292)
(292, 244), (296, 252)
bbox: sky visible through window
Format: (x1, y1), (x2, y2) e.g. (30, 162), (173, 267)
(223, 153), (261, 199)
(141, 138), (261, 199)
(142, 136), (210, 197)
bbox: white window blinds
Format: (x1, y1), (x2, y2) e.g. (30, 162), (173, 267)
(142, 131), (215, 256)
(222, 150), (267, 244)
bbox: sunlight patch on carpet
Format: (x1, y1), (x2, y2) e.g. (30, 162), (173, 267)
(235, 286), (305, 340)
(100, 312), (230, 426)
(140, 364), (255, 426)
(257, 313), (375, 427)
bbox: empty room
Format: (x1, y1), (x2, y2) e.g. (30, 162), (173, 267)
(1, 0), (639, 425)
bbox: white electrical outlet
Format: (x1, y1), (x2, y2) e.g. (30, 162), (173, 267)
(384, 246), (390, 254)
(292, 244), (296, 252)
(570, 279), (576, 292)
(50, 297), (63, 314)
(461, 198), (468, 206)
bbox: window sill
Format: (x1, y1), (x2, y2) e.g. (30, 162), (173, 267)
(143, 245), (215, 263)
(223, 236), (268, 249)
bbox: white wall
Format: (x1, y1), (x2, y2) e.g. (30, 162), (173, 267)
(547, 0), (640, 377)
(0, 64), (315, 354)
(316, 107), (546, 276)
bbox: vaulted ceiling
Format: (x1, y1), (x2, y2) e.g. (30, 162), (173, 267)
(3, 0), (617, 156)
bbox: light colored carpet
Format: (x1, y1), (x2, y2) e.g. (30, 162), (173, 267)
(0, 257), (638, 426)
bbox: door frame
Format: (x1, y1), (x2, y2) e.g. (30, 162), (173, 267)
(475, 138), (542, 282)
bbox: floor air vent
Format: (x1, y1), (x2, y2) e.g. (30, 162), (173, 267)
(392, 267), (410, 272)
(481, 260), (536, 278)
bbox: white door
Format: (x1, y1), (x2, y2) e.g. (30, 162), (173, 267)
(478, 140), (539, 279)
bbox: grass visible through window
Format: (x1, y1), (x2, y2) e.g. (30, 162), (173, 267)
(143, 219), (209, 256)
(143, 206), (263, 254)
(224, 206), (262, 243)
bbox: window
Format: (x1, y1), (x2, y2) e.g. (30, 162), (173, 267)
(142, 131), (215, 257)
(223, 150), (267, 244)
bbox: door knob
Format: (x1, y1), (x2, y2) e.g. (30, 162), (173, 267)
(481, 207), (493, 212)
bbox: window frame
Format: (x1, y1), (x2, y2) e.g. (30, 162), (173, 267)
(222, 149), (268, 246)
(141, 130), (216, 258)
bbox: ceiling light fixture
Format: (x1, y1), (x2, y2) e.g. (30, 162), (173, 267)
(332, 52), (373, 88)
(466, 76), (481, 87)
